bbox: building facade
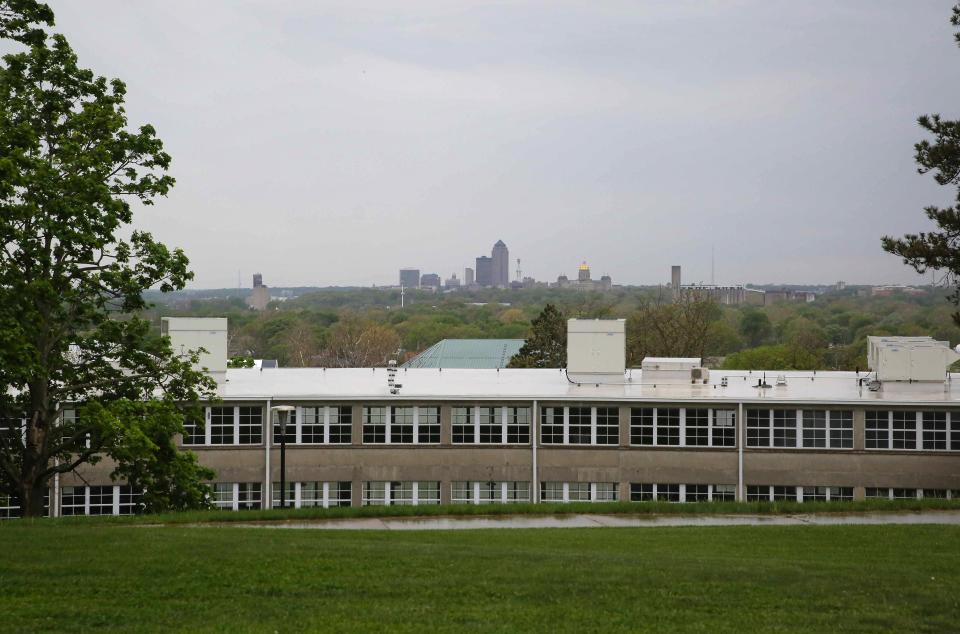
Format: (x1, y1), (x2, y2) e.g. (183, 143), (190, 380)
(399, 268), (420, 289)
(5, 323), (960, 518)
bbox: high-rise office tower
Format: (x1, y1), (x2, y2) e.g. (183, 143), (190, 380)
(492, 240), (509, 287)
(400, 268), (420, 289)
(475, 256), (493, 287)
(464, 267), (475, 286)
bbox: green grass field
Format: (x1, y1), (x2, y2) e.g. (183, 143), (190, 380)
(1, 522), (958, 632)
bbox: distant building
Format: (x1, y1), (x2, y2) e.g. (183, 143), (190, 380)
(871, 285), (926, 297)
(246, 274), (270, 310)
(552, 262), (612, 291)
(445, 274), (461, 289)
(464, 267), (475, 286)
(492, 240), (509, 287)
(402, 339), (525, 369)
(399, 268), (420, 289)
(476, 256), (493, 287)
(578, 262), (591, 282)
(671, 265), (765, 305)
(420, 273), (441, 289)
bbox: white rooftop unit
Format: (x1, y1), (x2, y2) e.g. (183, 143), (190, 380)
(566, 319), (625, 376)
(641, 357), (709, 384)
(161, 317), (228, 384)
(867, 336), (960, 382)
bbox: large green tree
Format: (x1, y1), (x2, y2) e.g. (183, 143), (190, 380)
(508, 304), (567, 368)
(0, 2), (215, 517)
(882, 4), (960, 324)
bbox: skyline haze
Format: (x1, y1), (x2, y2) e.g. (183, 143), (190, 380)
(39, 1), (960, 288)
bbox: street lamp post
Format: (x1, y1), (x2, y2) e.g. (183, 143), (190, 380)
(271, 405), (296, 509)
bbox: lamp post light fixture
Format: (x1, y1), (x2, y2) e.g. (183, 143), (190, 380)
(271, 405), (296, 509)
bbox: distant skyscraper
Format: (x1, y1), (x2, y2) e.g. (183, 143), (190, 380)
(475, 256), (493, 287)
(420, 273), (441, 289)
(464, 267), (475, 286)
(253, 273), (263, 288)
(400, 268), (420, 289)
(492, 240), (509, 287)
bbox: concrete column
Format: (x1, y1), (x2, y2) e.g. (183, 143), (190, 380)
(351, 404), (363, 446)
(853, 485), (866, 501)
(854, 409), (865, 451)
(440, 405), (452, 446)
(440, 481), (451, 505)
(351, 479), (363, 508)
(619, 405), (631, 448)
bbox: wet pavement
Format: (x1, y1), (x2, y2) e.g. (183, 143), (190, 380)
(227, 510), (960, 531)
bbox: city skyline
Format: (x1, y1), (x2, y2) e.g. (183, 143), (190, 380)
(45, 2), (958, 289)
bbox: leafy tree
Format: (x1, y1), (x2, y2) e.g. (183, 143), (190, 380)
(508, 304), (566, 368)
(626, 294), (719, 364)
(739, 309), (772, 347)
(0, 2), (215, 516)
(227, 356), (255, 368)
(320, 314), (400, 367)
(882, 4), (960, 324)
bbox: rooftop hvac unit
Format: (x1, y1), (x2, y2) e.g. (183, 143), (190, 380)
(567, 319), (626, 375)
(867, 336), (960, 382)
(641, 358), (709, 384)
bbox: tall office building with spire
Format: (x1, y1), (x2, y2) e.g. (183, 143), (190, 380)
(492, 240), (509, 287)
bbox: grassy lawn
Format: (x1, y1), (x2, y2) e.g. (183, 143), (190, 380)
(1, 523), (958, 632)
(27, 497), (960, 526)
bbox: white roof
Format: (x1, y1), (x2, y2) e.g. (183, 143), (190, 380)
(219, 367), (960, 406)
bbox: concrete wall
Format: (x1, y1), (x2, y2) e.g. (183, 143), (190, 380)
(48, 399), (960, 511)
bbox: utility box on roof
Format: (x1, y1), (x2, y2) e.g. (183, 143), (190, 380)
(867, 336), (960, 382)
(567, 319), (625, 375)
(161, 317), (228, 384)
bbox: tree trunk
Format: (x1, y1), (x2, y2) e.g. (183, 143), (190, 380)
(19, 477), (48, 518)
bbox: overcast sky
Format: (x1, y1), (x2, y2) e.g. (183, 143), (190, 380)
(43, 1), (960, 288)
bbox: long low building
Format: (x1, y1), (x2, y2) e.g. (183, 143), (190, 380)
(5, 320), (960, 517)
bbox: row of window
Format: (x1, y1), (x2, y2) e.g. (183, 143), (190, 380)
(540, 481), (619, 502)
(631, 483), (737, 502)
(745, 485), (853, 502)
(628, 408), (735, 447)
(451, 481), (531, 504)
(270, 481), (352, 508)
(746, 409), (853, 449)
(182, 406), (960, 451)
(865, 487), (960, 500)
(7, 482), (960, 518)
(61, 485), (141, 516)
(865, 411), (960, 451)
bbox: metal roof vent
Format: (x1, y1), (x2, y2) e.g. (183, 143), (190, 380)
(776, 374), (787, 386)
(387, 360), (401, 395)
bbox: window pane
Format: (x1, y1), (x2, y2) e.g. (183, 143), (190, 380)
(630, 408), (654, 446)
(801, 410), (826, 449)
(772, 411), (796, 448)
(685, 409), (709, 447)
(210, 407), (234, 445)
(363, 407), (387, 444)
(507, 407), (531, 444)
(746, 410), (769, 447)
(712, 410), (736, 447)
(452, 406), (475, 444)
(865, 411), (889, 449)
(892, 412), (917, 450)
(540, 407), (564, 444)
(657, 409), (680, 446)
(568, 407), (591, 444)
(595, 407), (619, 445)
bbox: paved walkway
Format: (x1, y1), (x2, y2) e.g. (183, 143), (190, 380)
(228, 510), (960, 531)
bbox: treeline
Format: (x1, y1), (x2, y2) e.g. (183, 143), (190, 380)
(148, 288), (958, 370)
